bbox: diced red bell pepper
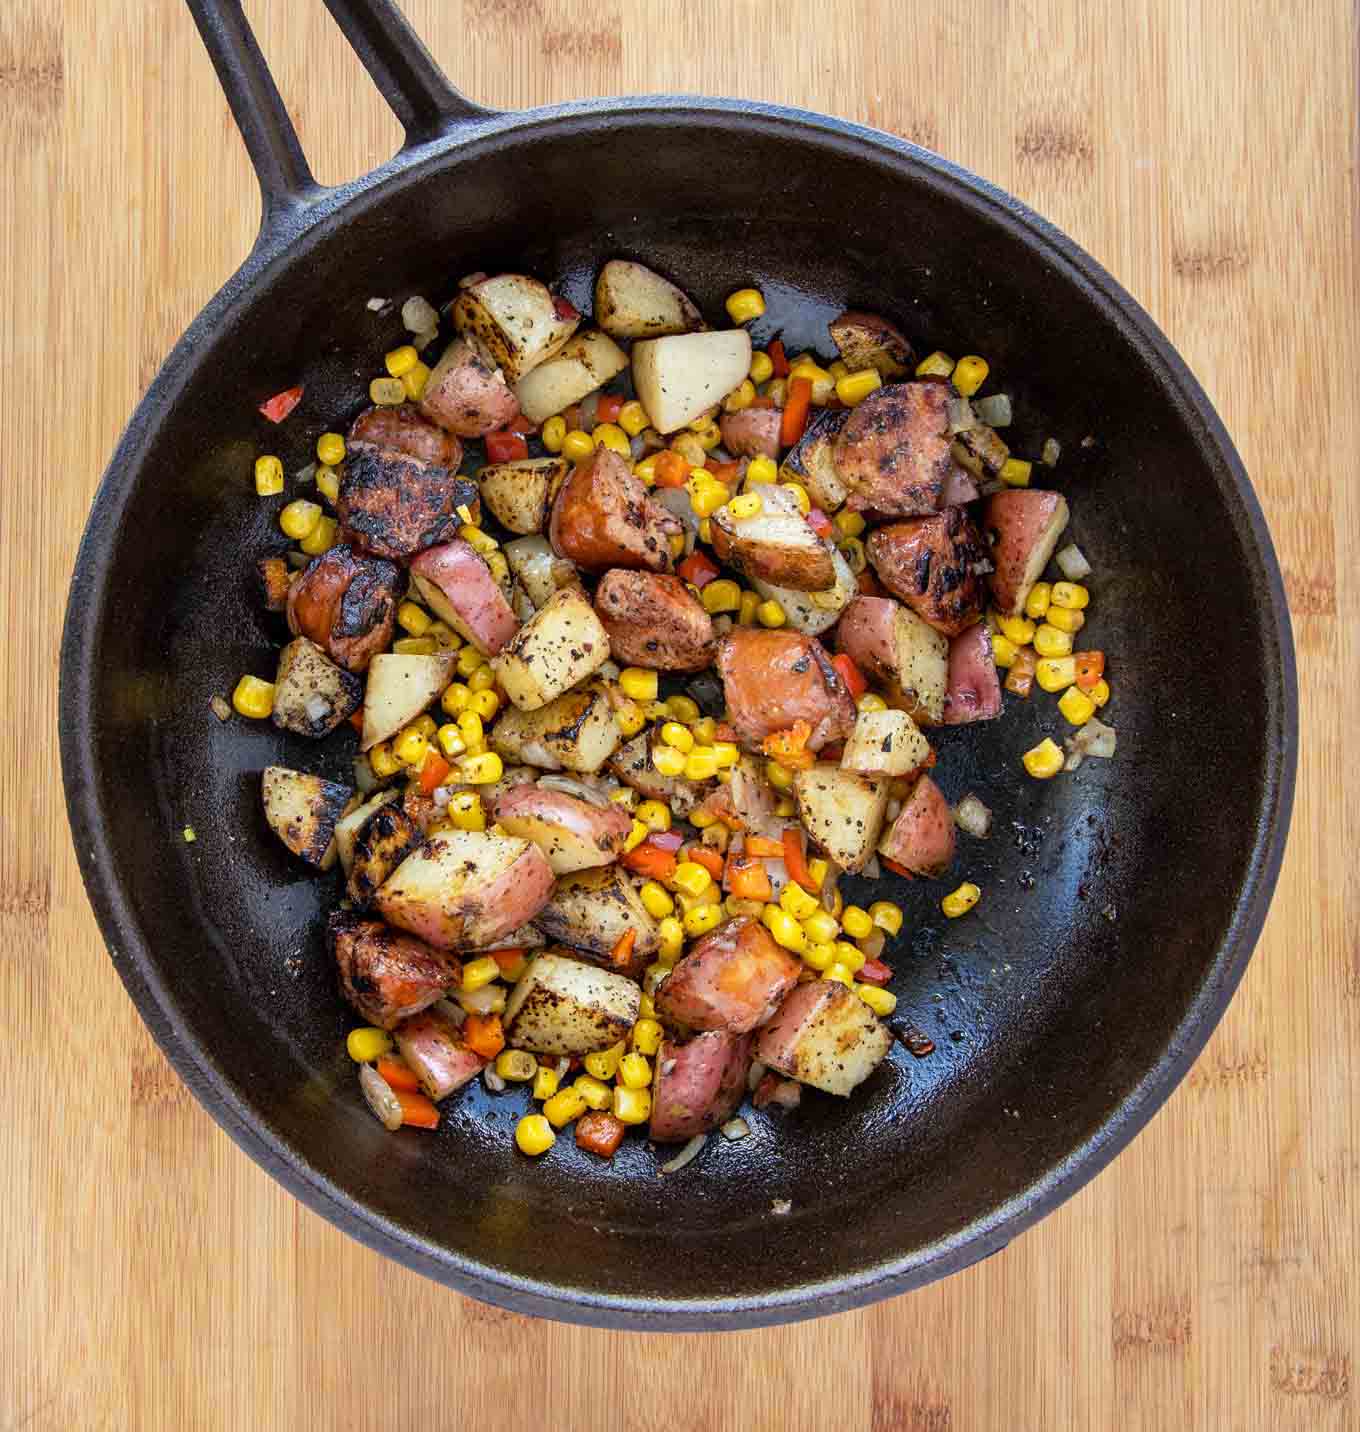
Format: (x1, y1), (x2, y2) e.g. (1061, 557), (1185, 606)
(782, 826), (819, 893)
(831, 653), (868, 700)
(653, 451), (691, 488)
(683, 845), (725, 880)
(768, 340), (789, 378)
(806, 507), (833, 538)
(677, 550), (720, 588)
(725, 851), (773, 901)
(880, 856), (915, 880)
(610, 929), (637, 970)
(553, 295), (579, 321)
(595, 393), (624, 423)
(507, 412), (539, 435)
(575, 1111), (626, 1158)
(485, 430), (529, 463)
(258, 384), (304, 423)
(418, 751), (451, 795)
(780, 377), (813, 448)
(621, 841), (678, 881)
(858, 958), (893, 986)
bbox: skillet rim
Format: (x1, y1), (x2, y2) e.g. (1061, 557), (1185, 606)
(59, 96), (1298, 1330)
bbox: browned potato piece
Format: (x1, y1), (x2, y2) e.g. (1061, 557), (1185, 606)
(865, 508), (990, 637)
(878, 774), (956, 877)
(491, 785), (633, 874)
(491, 683), (621, 774)
(418, 337), (521, 437)
(779, 407), (849, 513)
(594, 570), (716, 671)
(718, 407), (781, 460)
(835, 594), (950, 725)
(451, 274), (580, 382)
(271, 637), (363, 738)
(477, 456), (570, 536)
(982, 489), (1071, 614)
(534, 866), (661, 978)
(710, 483), (836, 592)
(828, 310), (915, 378)
(503, 951), (641, 1056)
(258, 555), (291, 612)
(346, 802), (423, 907)
(594, 260), (704, 340)
(755, 980), (892, 1096)
(261, 766), (351, 870)
(606, 733), (710, 817)
(793, 763), (890, 873)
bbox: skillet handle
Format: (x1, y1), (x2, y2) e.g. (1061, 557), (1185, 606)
(185, 0), (492, 241)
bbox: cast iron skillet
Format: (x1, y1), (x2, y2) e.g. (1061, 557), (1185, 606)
(59, 0), (1296, 1330)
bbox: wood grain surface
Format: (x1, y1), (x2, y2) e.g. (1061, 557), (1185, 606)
(3, 1), (1356, 1426)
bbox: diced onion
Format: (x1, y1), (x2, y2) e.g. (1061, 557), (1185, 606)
(402, 295), (439, 335)
(293, 461), (317, 485)
(1064, 718), (1117, 770)
(482, 1066), (507, 1093)
(431, 785), (453, 809)
(1055, 543), (1091, 580)
(457, 983), (506, 1015)
(660, 1134), (707, 1173)
(1042, 437), (1062, 467)
(945, 396), (977, 433)
(413, 327), (440, 351)
(858, 927), (886, 960)
(365, 296), (387, 312)
(974, 393), (1013, 428)
(209, 694), (231, 722)
(359, 1064), (403, 1131)
(305, 695), (332, 725)
(747, 1059), (767, 1092)
(538, 774), (611, 807)
(862, 854), (882, 881)
(819, 859), (843, 913)
(652, 486), (699, 556)
(630, 434), (647, 462)
(771, 1198), (792, 1215)
(553, 1056), (571, 1077)
(720, 1118), (751, 1141)
(953, 793), (993, 838)
(712, 615), (734, 636)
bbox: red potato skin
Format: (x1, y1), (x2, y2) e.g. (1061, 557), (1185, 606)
(336, 448), (481, 562)
(490, 785), (633, 869)
(392, 1008), (486, 1100)
(409, 539), (519, 655)
(716, 629), (857, 752)
(287, 543), (401, 672)
(348, 403), (463, 469)
(418, 337), (521, 437)
(941, 466), (980, 506)
(548, 447), (681, 573)
(878, 774), (956, 878)
(834, 595), (901, 687)
(593, 569), (716, 671)
(718, 407), (782, 459)
(654, 917), (803, 1034)
(865, 508), (989, 637)
(828, 310), (914, 377)
(943, 622), (1003, 725)
(982, 489), (1071, 615)
(327, 912), (461, 1029)
(649, 1031), (753, 1142)
(835, 382), (964, 516)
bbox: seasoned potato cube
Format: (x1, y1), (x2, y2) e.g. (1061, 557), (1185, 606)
(840, 709), (932, 778)
(631, 330), (752, 433)
(361, 650), (458, 750)
(755, 979), (893, 1096)
(271, 637), (363, 738)
(261, 766), (352, 870)
(491, 683), (621, 775)
(451, 273), (580, 382)
(513, 330), (629, 425)
(792, 763), (890, 873)
(476, 457), (570, 536)
(503, 951), (642, 1055)
(594, 259), (704, 340)
(533, 866), (661, 977)
(492, 586), (611, 712)
(333, 788), (401, 876)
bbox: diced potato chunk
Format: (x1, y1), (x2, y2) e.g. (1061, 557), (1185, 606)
(503, 951), (641, 1055)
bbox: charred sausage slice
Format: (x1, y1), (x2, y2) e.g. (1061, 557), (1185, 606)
(594, 569), (717, 671)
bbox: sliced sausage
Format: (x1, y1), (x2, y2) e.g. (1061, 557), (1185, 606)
(328, 912), (460, 1029)
(594, 569), (717, 671)
(718, 407), (781, 460)
(336, 448), (481, 562)
(649, 1031), (753, 1142)
(834, 381), (964, 516)
(715, 629), (857, 752)
(418, 336), (520, 437)
(548, 447), (681, 573)
(865, 507), (989, 637)
(348, 403), (464, 469)
(654, 916), (802, 1034)
(943, 622), (1002, 725)
(287, 543), (401, 672)
(877, 773), (955, 877)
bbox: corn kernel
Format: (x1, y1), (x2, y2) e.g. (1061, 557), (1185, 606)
(687, 478), (731, 518)
(624, 819), (649, 853)
(368, 741), (400, 778)
(683, 747), (717, 781)
(916, 350), (955, 379)
(1045, 606), (1085, 634)
(804, 857), (827, 889)
(841, 905), (874, 940)
(563, 1074), (609, 1113)
(833, 941), (866, 974)
(543, 1087), (589, 1128)
(316, 432), (345, 466)
(392, 726), (428, 767)
(744, 460), (778, 492)
(515, 1113), (555, 1155)
(1022, 582), (1052, 621)
(385, 344), (419, 378)
(592, 421), (631, 459)
(656, 722), (694, 757)
(834, 508), (866, 540)
(725, 287), (766, 323)
(1035, 656), (1077, 693)
(231, 674), (275, 719)
(1034, 624), (1074, 658)
(413, 714), (438, 739)
(633, 456), (659, 487)
(346, 1027), (392, 1062)
(562, 429), (594, 463)
(762, 904), (807, 953)
(584, 1042), (626, 1081)
(396, 600), (431, 637)
(531, 1065), (560, 1101)
(779, 882), (819, 921)
(1051, 581), (1090, 610)
(691, 716), (717, 746)
(683, 902), (723, 937)
(1000, 458), (1032, 488)
(631, 1018), (664, 1056)
(310, 466), (338, 507)
(750, 351), (775, 384)
(1022, 738), (1064, 780)
(459, 523), (499, 558)
(369, 375), (406, 406)
(469, 689), (500, 722)
(803, 941), (837, 971)
(638, 881), (675, 920)
(392, 636), (436, 656)
(857, 984), (898, 1016)
(835, 368), (883, 406)
(616, 399), (649, 437)
(692, 419), (722, 451)
(1091, 678), (1111, 708)
(496, 1049), (537, 1082)
(445, 790), (485, 831)
(735, 590), (760, 627)
(660, 695), (696, 725)
(254, 455), (284, 496)
(401, 362), (431, 401)
(802, 909), (840, 946)
(619, 667), (658, 703)
(941, 882), (980, 918)
(857, 692), (889, 714)
(824, 962), (855, 987)
(997, 612), (1036, 646)
(788, 358), (832, 388)
(440, 682), (471, 716)
(630, 802), (667, 836)
(541, 415), (567, 453)
(712, 741), (740, 769)
(651, 745), (686, 778)
(671, 861), (713, 898)
(757, 599), (787, 628)
(456, 645), (487, 677)
(614, 698), (647, 738)
(773, 796), (796, 818)
(613, 1086), (651, 1125)
(609, 787), (638, 811)
(427, 621), (460, 651)
(828, 359), (851, 382)
(1058, 685), (1097, 726)
(460, 752), (503, 784)
(952, 355), (989, 397)
(455, 711), (483, 748)
(991, 633), (1019, 669)
(723, 379), (757, 414)
(869, 900), (903, 936)
(279, 498), (322, 541)
(657, 917), (684, 964)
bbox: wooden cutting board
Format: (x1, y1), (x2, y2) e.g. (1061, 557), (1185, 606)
(3, 1), (1354, 1426)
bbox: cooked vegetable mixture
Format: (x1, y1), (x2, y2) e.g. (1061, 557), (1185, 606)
(239, 261), (1115, 1166)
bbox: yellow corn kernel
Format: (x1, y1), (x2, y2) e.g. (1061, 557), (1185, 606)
(991, 633), (1019, 670)
(637, 883), (675, 924)
(392, 636), (436, 656)
(427, 621), (460, 651)
(614, 698), (647, 738)
(609, 787), (638, 811)
(624, 819), (649, 852)
(1035, 656), (1077, 693)
(952, 355), (989, 397)
(385, 344), (419, 378)
(687, 479), (731, 518)
(671, 861), (713, 898)
(691, 716), (717, 747)
(487, 551), (510, 586)
(1034, 623), (1074, 658)
(461, 955), (500, 992)
(835, 368), (883, 406)
(279, 498), (322, 541)
(618, 667), (658, 703)
(746, 455), (779, 487)
(469, 689), (500, 722)
(750, 351), (774, 384)
(683, 747), (719, 781)
(368, 741), (400, 778)
(774, 796), (797, 818)
(762, 904), (807, 954)
(1051, 581), (1090, 610)
(440, 682), (471, 716)
(584, 1042), (626, 1081)
(723, 379), (757, 414)
(802, 909), (840, 946)
(828, 359), (851, 382)
(496, 1049), (537, 1082)
(316, 432), (345, 466)
(411, 714), (437, 740)
(1091, 678), (1111, 708)
(456, 711), (484, 749)
(916, 350), (955, 379)
(693, 519), (711, 548)
(665, 694), (700, 724)
(370, 375), (406, 406)
(941, 882), (980, 918)
(592, 421), (632, 459)
(803, 941), (837, 972)
(543, 1087), (589, 1128)
(857, 692), (889, 715)
(834, 508), (866, 540)
(823, 962), (855, 987)
(840, 905), (874, 940)
(1058, 685), (1097, 726)
(650, 745), (686, 779)
(392, 726), (429, 767)
(445, 790), (486, 832)
(613, 1086), (651, 1125)
(515, 1113), (555, 1155)
(683, 902), (723, 938)
(401, 362), (431, 401)
(645, 697), (671, 720)
(541, 415), (567, 453)
(735, 590), (760, 627)
(788, 358), (832, 388)
(459, 523), (499, 557)
(1023, 582), (1052, 621)
(1000, 458), (1032, 488)
(1022, 738), (1064, 780)
(254, 454), (284, 496)
(561, 429), (594, 463)
(309, 467), (338, 507)
(803, 858), (827, 890)
(670, 432), (707, 467)
(1045, 605), (1085, 634)
(869, 901), (903, 936)
(631, 1018), (664, 1056)
(346, 1027), (392, 1062)
(657, 916), (685, 964)
(832, 941), (866, 974)
(468, 665), (497, 699)
(857, 984), (898, 1016)
(712, 741), (740, 770)
(997, 612), (1036, 646)
(460, 752), (503, 784)
(634, 800), (670, 834)
(757, 599), (787, 629)
(677, 885), (720, 915)
(726, 287), (766, 323)
(231, 674), (275, 719)
(396, 600), (431, 637)
(692, 419), (722, 451)
(456, 645), (487, 677)
(779, 481), (811, 515)
(633, 456), (659, 487)
(779, 882), (819, 921)
(766, 759), (796, 792)
(616, 400), (649, 437)
(531, 1065), (560, 1101)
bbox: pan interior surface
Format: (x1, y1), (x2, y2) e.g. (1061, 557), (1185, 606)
(64, 108), (1292, 1326)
